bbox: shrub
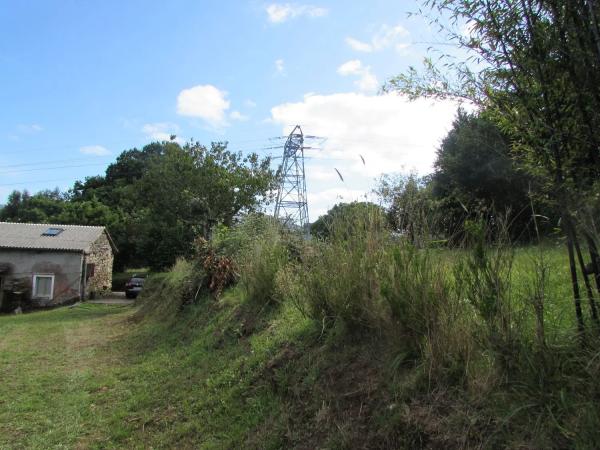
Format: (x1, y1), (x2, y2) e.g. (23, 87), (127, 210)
(279, 205), (389, 331)
(133, 259), (198, 320)
(193, 237), (237, 298)
(455, 219), (521, 372)
(380, 245), (448, 352)
(217, 214), (297, 307)
(239, 235), (289, 306)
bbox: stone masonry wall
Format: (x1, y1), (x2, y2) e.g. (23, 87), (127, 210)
(85, 232), (113, 297)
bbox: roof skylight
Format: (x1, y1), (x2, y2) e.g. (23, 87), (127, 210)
(42, 227), (64, 237)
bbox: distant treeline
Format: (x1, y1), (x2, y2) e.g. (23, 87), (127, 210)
(1, 111), (564, 270)
(314, 109), (559, 243)
(0, 141), (275, 270)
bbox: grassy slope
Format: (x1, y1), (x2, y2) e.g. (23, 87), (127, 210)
(0, 245), (598, 449)
(0, 299), (412, 449)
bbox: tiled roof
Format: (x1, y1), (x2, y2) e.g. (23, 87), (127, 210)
(0, 222), (111, 252)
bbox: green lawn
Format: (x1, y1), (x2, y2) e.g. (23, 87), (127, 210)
(0, 305), (136, 449)
(0, 295), (313, 449)
(0, 244), (592, 449)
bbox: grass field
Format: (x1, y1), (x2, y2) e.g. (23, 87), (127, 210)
(0, 305), (134, 449)
(0, 244), (597, 449)
(0, 297), (316, 449)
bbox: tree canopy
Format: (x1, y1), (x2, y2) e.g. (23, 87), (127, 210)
(386, 0), (600, 332)
(0, 141), (275, 271)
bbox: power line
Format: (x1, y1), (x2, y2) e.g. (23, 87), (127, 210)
(0, 162), (112, 176)
(0, 157), (112, 170)
(0, 139), (142, 156)
(0, 178), (77, 187)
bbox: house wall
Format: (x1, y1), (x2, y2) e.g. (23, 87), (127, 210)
(85, 232), (114, 297)
(0, 249), (83, 307)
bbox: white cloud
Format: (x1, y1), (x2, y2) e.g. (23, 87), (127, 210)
(395, 42), (411, 55)
(230, 111), (249, 121)
(177, 84), (231, 128)
(461, 20), (477, 38)
(345, 37), (373, 53)
(80, 145), (111, 156)
(355, 71), (378, 93)
(275, 58), (286, 75)
(306, 165), (339, 183)
(337, 59), (363, 76)
(266, 3), (328, 23)
(346, 23), (410, 53)
(16, 123), (43, 133)
(270, 92), (460, 218)
(245, 99), (257, 108)
(337, 60), (379, 93)
(142, 122), (183, 143)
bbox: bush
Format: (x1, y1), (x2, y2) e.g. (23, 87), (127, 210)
(193, 237), (237, 298)
(455, 219), (521, 372)
(279, 205), (389, 331)
(380, 244), (451, 355)
(133, 259), (198, 320)
(237, 218), (291, 306)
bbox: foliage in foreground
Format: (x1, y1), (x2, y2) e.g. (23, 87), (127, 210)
(388, 0), (600, 337)
(129, 212), (600, 448)
(2, 207), (600, 448)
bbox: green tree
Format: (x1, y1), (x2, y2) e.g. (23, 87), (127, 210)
(311, 202), (388, 240)
(387, 0), (600, 332)
(431, 109), (553, 239)
(376, 174), (439, 245)
(0, 189), (67, 223)
(135, 141), (275, 270)
(1, 140), (275, 271)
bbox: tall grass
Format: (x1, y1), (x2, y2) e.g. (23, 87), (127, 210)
(135, 206), (600, 447)
(277, 204), (390, 331)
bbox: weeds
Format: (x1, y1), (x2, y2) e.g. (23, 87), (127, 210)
(132, 206), (600, 448)
(278, 204), (389, 331)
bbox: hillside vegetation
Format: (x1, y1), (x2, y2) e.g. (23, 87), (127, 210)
(2, 212), (600, 448)
(131, 213), (600, 449)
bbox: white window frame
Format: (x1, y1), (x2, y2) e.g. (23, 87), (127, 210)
(32, 274), (55, 300)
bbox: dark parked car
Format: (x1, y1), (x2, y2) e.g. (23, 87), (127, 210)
(125, 275), (146, 299)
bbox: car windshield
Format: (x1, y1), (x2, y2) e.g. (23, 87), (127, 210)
(129, 278), (145, 284)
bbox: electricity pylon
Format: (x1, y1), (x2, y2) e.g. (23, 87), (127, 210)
(274, 125), (310, 236)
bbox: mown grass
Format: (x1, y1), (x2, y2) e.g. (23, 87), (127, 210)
(0, 288), (319, 448)
(0, 240), (597, 449)
(0, 304), (131, 449)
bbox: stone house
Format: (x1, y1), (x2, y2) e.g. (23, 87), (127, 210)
(0, 222), (117, 309)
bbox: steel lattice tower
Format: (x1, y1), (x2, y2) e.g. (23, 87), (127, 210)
(274, 125), (309, 235)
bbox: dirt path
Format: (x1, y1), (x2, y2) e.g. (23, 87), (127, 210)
(87, 291), (135, 306)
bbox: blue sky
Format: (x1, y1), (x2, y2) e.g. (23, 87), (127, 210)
(0, 1), (462, 218)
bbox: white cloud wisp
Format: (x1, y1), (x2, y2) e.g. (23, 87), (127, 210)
(142, 122), (183, 143)
(80, 145), (111, 156)
(337, 60), (379, 93)
(346, 23), (410, 54)
(275, 58), (286, 75)
(265, 3), (328, 23)
(177, 84), (231, 128)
